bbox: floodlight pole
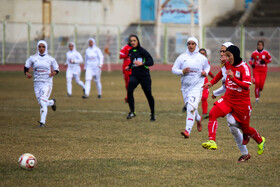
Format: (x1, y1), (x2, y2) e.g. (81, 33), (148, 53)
(74, 24), (78, 45)
(163, 24), (168, 64)
(117, 25), (120, 64)
(27, 21), (31, 58)
(2, 20), (6, 65)
(155, 0), (161, 59)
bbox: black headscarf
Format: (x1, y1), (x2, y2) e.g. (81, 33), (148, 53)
(128, 34), (141, 48)
(226, 45), (242, 66)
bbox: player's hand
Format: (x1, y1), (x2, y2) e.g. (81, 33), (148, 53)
(49, 71), (57, 77)
(26, 72), (32, 79)
(98, 64), (103, 69)
(226, 69), (234, 78)
(203, 82), (212, 89)
(252, 64), (255, 68)
(133, 60), (144, 67)
(211, 93), (216, 99)
(201, 71), (207, 77)
(182, 67), (190, 74)
(125, 66), (130, 71)
(260, 60), (265, 64)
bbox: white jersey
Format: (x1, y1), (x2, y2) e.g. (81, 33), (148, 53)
(65, 50), (83, 72)
(172, 51), (210, 93)
(213, 65), (227, 97)
(25, 54), (59, 83)
(85, 46), (104, 70)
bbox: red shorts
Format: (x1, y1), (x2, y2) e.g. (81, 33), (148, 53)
(214, 97), (251, 125)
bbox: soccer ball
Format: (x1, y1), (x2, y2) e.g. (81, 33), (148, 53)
(18, 153), (37, 170)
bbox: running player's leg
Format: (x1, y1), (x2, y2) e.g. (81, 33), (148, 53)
(84, 69), (93, 97)
(66, 70), (73, 96)
(254, 72), (261, 101)
(208, 98), (231, 141)
(140, 76), (155, 116)
(259, 71), (267, 92)
(183, 91), (201, 135)
(38, 83), (53, 125)
(227, 113), (249, 156)
(201, 88), (209, 117)
(127, 76), (139, 114)
(74, 74), (85, 89)
(94, 70), (102, 97)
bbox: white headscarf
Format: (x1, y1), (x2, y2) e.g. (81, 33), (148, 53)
(88, 38), (96, 49)
(222, 42), (234, 48)
(37, 40), (48, 55)
(186, 37), (199, 53)
(69, 42), (76, 52)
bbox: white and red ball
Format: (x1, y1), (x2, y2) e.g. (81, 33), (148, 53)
(18, 153), (37, 170)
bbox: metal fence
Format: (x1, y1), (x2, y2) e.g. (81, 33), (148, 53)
(1, 22), (279, 66)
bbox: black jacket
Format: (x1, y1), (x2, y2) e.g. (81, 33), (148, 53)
(128, 45), (154, 77)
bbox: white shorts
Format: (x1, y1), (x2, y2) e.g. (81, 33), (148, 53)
(34, 81), (52, 104)
(85, 68), (101, 82)
(66, 67), (81, 79)
(182, 90), (202, 110)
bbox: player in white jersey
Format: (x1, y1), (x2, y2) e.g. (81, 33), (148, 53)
(209, 42), (250, 162)
(82, 38), (104, 99)
(24, 40), (59, 127)
(172, 37), (210, 138)
(65, 42), (85, 97)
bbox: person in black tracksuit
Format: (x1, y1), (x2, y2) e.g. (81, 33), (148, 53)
(125, 34), (155, 121)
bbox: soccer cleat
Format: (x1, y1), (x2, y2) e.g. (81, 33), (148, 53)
(82, 95), (89, 99)
(51, 99), (56, 111)
(83, 88), (85, 95)
(126, 112), (136, 119)
(237, 154), (251, 163)
(202, 140), (217, 150)
(150, 114), (156, 121)
(182, 105), (187, 113)
(181, 130), (189, 138)
(67, 93), (72, 97)
(97, 95), (101, 99)
(257, 137), (266, 155)
(37, 121), (45, 128)
(203, 113), (209, 119)
(242, 134), (250, 145)
(256, 98), (259, 103)
(197, 118), (202, 132)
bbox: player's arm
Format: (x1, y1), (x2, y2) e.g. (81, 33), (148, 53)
(265, 52), (272, 64)
(75, 52), (83, 64)
(249, 53), (255, 68)
(24, 57), (33, 79)
(172, 55), (185, 75)
(226, 69), (250, 90)
(97, 48), (104, 68)
(119, 46), (129, 59)
(49, 58), (59, 77)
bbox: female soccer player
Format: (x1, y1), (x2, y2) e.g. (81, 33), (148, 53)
(119, 40), (132, 102)
(202, 45), (265, 156)
(211, 42), (251, 162)
(172, 37), (210, 138)
(24, 40), (59, 127)
(125, 34), (155, 121)
(83, 38), (104, 99)
(65, 42), (85, 97)
(249, 40), (271, 103)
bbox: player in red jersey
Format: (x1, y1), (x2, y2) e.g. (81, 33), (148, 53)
(202, 45), (266, 156)
(249, 41), (271, 103)
(119, 42), (132, 102)
(199, 48), (214, 119)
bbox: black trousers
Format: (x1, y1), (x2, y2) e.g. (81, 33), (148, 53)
(127, 75), (155, 114)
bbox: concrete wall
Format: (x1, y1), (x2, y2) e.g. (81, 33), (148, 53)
(0, 0), (141, 26)
(199, 0), (245, 26)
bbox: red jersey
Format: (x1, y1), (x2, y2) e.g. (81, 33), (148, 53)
(223, 61), (251, 105)
(120, 45), (132, 69)
(249, 50), (271, 71)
